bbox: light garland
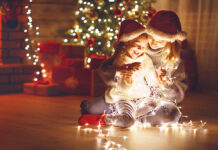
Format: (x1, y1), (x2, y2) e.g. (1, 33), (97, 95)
(24, 0), (48, 82)
(76, 119), (207, 150)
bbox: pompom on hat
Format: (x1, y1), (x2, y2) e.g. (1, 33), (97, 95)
(117, 19), (147, 42)
(145, 10), (187, 42)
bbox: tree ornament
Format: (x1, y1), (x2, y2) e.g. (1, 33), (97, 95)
(140, 14), (148, 22)
(72, 20), (79, 28)
(86, 11), (98, 21)
(104, 34), (110, 41)
(113, 8), (123, 17)
(122, 1), (126, 6)
(128, 12), (135, 20)
(149, 9), (156, 15)
(148, 9), (156, 19)
(95, 0), (104, 6)
(134, 11), (140, 18)
(74, 33), (80, 40)
(86, 38), (95, 47)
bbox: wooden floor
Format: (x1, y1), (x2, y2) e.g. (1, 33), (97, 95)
(0, 92), (218, 150)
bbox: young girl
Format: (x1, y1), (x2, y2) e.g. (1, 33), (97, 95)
(106, 33), (160, 103)
(79, 10), (187, 127)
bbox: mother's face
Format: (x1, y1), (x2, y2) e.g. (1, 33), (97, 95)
(147, 35), (167, 50)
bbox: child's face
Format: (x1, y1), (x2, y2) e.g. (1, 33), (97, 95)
(148, 35), (167, 50)
(127, 36), (147, 59)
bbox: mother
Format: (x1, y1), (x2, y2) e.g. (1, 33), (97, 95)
(79, 10), (188, 127)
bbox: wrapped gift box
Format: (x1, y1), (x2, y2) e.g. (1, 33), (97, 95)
(52, 65), (92, 96)
(24, 82), (61, 96)
(60, 44), (86, 59)
(89, 54), (108, 69)
(37, 41), (61, 81)
(38, 41), (61, 54)
(62, 58), (84, 68)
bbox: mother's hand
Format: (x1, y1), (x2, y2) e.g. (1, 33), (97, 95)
(117, 62), (141, 71)
(116, 62), (141, 84)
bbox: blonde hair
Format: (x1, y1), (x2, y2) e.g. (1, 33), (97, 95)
(165, 40), (182, 62)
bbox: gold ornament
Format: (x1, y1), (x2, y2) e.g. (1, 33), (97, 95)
(95, 0), (104, 6)
(134, 11), (140, 18)
(86, 11), (98, 21)
(140, 14), (147, 22)
(104, 34), (110, 41)
(72, 20), (79, 28)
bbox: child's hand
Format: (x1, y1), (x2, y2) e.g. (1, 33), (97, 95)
(127, 62), (141, 71)
(116, 62), (141, 72)
(156, 68), (169, 86)
(116, 62), (141, 84)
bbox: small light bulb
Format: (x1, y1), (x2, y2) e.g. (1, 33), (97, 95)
(87, 58), (91, 63)
(42, 69), (46, 73)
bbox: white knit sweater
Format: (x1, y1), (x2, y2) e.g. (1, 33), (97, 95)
(104, 53), (159, 103)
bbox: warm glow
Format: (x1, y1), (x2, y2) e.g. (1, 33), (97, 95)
(43, 74), (47, 78)
(41, 69), (46, 73)
(40, 63), (45, 67)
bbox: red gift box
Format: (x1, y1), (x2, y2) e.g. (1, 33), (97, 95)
(37, 41), (62, 81)
(89, 54), (108, 69)
(38, 41), (61, 54)
(62, 58), (84, 68)
(52, 65), (92, 96)
(23, 82), (61, 96)
(60, 44), (86, 59)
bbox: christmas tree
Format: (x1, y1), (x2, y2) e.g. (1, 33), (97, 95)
(65, 0), (156, 64)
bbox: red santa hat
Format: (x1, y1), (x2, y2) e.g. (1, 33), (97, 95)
(145, 10), (187, 42)
(118, 19), (147, 42)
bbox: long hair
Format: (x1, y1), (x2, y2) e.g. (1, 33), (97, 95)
(165, 40), (182, 62)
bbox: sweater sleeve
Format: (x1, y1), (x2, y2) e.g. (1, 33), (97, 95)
(97, 56), (117, 87)
(160, 61), (188, 105)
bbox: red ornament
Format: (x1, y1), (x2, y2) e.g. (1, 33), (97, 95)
(86, 38), (95, 47)
(114, 8), (123, 17)
(149, 9), (156, 15)
(74, 33), (79, 39)
(148, 9), (156, 18)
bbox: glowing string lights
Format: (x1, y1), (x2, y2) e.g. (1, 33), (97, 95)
(24, 0), (49, 82)
(76, 119), (207, 150)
